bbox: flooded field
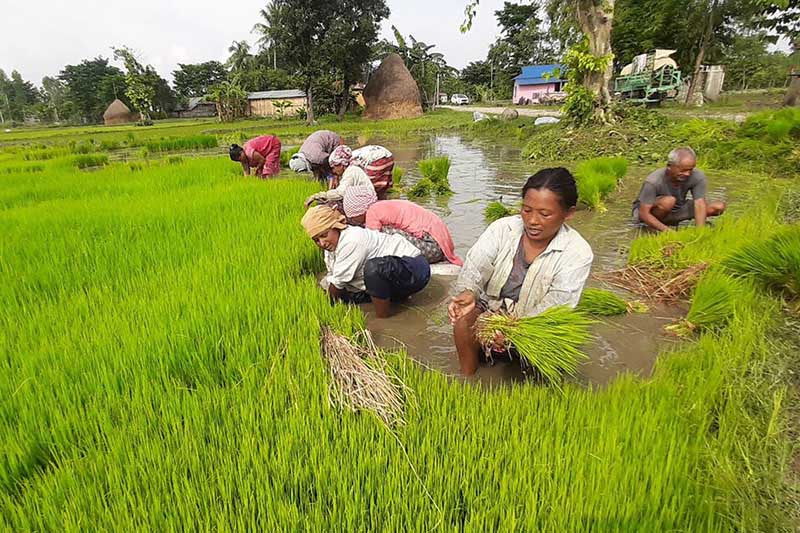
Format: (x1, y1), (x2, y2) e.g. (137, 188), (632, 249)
(355, 133), (741, 386)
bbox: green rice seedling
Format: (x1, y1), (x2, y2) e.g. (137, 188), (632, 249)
(666, 270), (741, 336)
(723, 226), (800, 300)
(577, 288), (628, 316)
(573, 157), (627, 211)
(128, 162), (145, 172)
(166, 155), (183, 165)
(145, 135), (218, 153)
(72, 153), (109, 169)
(392, 165), (404, 187)
(475, 306), (593, 384)
(484, 201), (515, 223)
(280, 146), (300, 167)
(99, 140), (122, 151)
(408, 178), (433, 197)
(779, 185), (800, 224)
(418, 156), (451, 193)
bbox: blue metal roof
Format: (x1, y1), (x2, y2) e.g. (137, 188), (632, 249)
(514, 64), (565, 85)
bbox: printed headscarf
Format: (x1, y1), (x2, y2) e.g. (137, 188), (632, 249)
(289, 152), (311, 172)
(328, 145), (352, 167)
(301, 205), (347, 238)
(342, 185), (378, 219)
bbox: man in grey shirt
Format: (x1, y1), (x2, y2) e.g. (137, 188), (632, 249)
(632, 147), (726, 232)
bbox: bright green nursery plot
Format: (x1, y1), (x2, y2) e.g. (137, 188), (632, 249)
(0, 125), (796, 529)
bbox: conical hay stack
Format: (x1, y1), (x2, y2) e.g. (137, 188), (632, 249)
(363, 53), (423, 120)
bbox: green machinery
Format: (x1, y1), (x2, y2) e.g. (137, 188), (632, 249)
(614, 50), (683, 104)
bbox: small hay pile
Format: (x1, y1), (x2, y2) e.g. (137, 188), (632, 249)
(598, 263), (708, 303)
(475, 306), (593, 385)
(320, 327), (406, 426)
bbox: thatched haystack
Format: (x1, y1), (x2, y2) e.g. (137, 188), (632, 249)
(363, 54), (423, 120)
(103, 99), (136, 126)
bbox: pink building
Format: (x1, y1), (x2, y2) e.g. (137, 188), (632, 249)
(513, 64), (565, 104)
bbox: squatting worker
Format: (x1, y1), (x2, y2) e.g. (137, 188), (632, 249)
(350, 145), (395, 199)
(632, 147), (726, 232)
(301, 205), (431, 318)
(303, 146), (375, 208)
(229, 135), (281, 178)
(342, 186), (463, 266)
(448, 168), (593, 376)
(289, 129), (343, 184)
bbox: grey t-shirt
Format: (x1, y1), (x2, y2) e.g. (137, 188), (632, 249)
(499, 237), (531, 302)
(299, 130), (342, 166)
(632, 167), (707, 211)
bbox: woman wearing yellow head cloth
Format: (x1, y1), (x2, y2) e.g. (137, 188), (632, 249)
(301, 205), (431, 318)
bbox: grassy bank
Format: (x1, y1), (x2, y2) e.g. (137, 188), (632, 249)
(1, 139), (797, 528)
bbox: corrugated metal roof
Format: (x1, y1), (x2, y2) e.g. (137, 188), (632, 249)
(247, 89), (306, 100)
(513, 64), (565, 85)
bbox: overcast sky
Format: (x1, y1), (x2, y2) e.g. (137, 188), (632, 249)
(0, 0), (507, 86)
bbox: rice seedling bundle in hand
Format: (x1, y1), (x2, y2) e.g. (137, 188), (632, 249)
(475, 306), (593, 385)
(573, 157), (627, 211)
(723, 226), (800, 301)
(484, 201), (516, 223)
(577, 288), (628, 316)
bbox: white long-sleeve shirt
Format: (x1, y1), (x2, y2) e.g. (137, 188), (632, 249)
(309, 166), (375, 204)
(453, 216), (593, 317)
(324, 226), (421, 292)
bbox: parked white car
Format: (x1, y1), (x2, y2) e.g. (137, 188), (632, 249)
(450, 94), (470, 105)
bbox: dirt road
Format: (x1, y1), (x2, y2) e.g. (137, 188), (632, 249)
(439, 105), (562, 117)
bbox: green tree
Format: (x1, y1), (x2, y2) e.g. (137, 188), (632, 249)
(112, 46), (166, 124)
(59, 57), (128, 122)
(41, 76), (73, 122)
(227, 40), (254, 74)
(173, 61), (228, 98)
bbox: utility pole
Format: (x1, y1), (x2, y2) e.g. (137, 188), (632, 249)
(435, 71), (440, 109)
(0, 93), (8, 124)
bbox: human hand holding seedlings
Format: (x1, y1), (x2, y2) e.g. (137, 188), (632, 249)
(448, 290), (476, 324)
(491, 330), (507, 351)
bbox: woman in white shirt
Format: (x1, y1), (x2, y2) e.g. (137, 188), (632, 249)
(448, 168), (594, 375)
(301, 205), (431, 318)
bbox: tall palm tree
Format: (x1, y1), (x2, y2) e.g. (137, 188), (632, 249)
(227, 40), (253, 73)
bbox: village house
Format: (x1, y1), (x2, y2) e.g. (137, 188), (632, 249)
(513, 64), (565, 104)
(247, 90), (306, 118)
(175, 97), (217, 119)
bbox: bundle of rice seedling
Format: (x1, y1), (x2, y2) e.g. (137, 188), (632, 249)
(484, 201), (515, 223)
(417, 156), (452, 194)
(599, 262), (708, 302)
(280, 146), (300, 167)
(577, 288), (628, 316)
(320, 327), (406, 426)
(574, 157), (627, 211)
(475, 306), (593, 385)
(723, 226), (800, 301)
(392, 165), (404, 186)
(408, 178), (434, 197)
(666, 270), (740, 336)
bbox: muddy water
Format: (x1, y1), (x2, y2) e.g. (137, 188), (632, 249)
(353, 132), (743, 387)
